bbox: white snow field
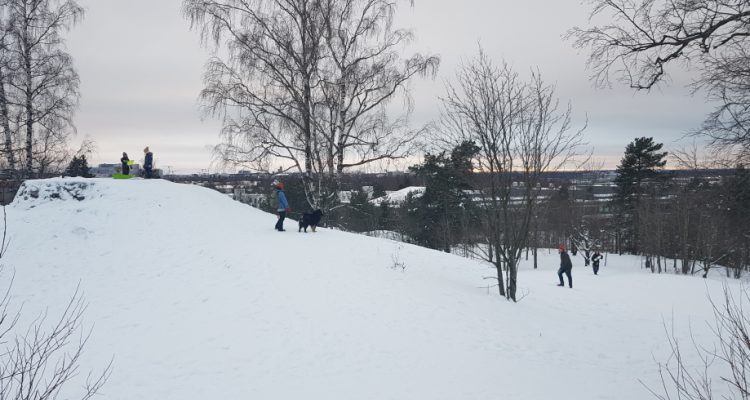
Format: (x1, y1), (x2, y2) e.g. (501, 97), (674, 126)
(2, 177), (741, 400)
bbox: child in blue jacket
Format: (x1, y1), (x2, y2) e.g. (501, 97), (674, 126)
(273, 181), (289, 231)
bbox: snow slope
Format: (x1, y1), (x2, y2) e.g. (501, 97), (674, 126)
(2, 178), (741, 400)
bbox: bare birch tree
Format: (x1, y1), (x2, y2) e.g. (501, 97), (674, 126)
(440, 48), (586, 301)
(184, 0), (324, 205)
(183, 0), (437, 210)
(0, 0), (84, 177)
(314, 0), (438, 207)
(0, 30), (17, 172)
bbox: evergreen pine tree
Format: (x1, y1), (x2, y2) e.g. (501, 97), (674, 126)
(371, 184), (387, 200)
(546, 182), (575, 245)
(613, 137), (668, 253)
(347, 190), (374, 232)
(65, 155), (92, 178)
(377, 200), (392, 231)
(409, 141), (478, 252)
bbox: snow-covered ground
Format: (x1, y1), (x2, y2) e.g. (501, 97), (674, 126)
(370, 186), (425, 206)
(2, 178), (742, 399)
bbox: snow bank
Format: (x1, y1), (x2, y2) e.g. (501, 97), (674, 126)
(370, 186), (425, 206)
(1, 177), (741, 400)
(13, 178), (98, 208)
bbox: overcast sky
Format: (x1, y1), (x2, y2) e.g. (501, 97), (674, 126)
(65, 0), (712, 173)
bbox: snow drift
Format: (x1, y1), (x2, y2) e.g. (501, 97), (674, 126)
(2, 177), (739, 399)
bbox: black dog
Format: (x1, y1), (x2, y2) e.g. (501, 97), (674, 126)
(299, 209), (324, 233)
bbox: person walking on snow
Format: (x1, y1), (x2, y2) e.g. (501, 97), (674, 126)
(143, 147), (154, 179)
(591, 251), (603, 275)
(584, 248), (591, 266)
(273, 181), (289, 231)
(557, 244), (573, 288)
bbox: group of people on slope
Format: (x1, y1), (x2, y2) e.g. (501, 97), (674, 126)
(269, 181), (608, 287)
(120, 147), (155, 178)
(557, 245), (603, 289)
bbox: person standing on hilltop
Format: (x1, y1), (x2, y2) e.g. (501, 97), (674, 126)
(143, 147), (154, 179)
(272, 180), (290, 231)
(121, 152), (130, 175)
(557, 244), (573, 288)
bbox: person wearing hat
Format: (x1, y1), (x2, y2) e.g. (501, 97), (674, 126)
(557, 244), (573, 288)
(272, 180), (289, 231)
(143, 147), (154, 179)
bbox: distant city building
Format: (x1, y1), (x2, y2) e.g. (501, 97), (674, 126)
(90, 164), (117, 177)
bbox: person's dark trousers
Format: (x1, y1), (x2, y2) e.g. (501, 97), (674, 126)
(145, 167), (152, 179)
(275, 211), (286, 231)
(558, 267), (572, 288)
(593, 262), (600, 275)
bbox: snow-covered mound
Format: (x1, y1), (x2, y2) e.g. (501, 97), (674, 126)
(1, 178), (740, 399)
(370, 186), (425, 206)
(15, 179), (96, 206)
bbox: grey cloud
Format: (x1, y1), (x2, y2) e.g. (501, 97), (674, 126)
(66, 0), (713, 173)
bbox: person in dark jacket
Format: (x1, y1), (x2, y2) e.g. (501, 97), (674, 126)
(591, 251), (603, 275)
(121, 152), (130, 175)
(143, 147), (154, 178)
(557, 244), (573, 288)
(584, 248), (591, 266)
(273, 181), (289, 231)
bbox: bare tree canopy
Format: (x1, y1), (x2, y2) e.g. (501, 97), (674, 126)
(183, 0), (438, 209)
(568, 0), (750, 163)
(0, 0), (84, 177)
(439, 48), (586, 301)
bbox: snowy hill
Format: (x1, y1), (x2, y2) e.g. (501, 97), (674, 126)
(2, 178), (740, 399)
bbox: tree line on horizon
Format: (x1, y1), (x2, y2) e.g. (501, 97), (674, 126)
(261, 135), (748, 279)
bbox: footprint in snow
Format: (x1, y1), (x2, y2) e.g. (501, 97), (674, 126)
(71, 226), (92, 239)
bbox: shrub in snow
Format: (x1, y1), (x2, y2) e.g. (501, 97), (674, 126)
(0, 209), (109, 399)
(647, 286), (750, 400)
